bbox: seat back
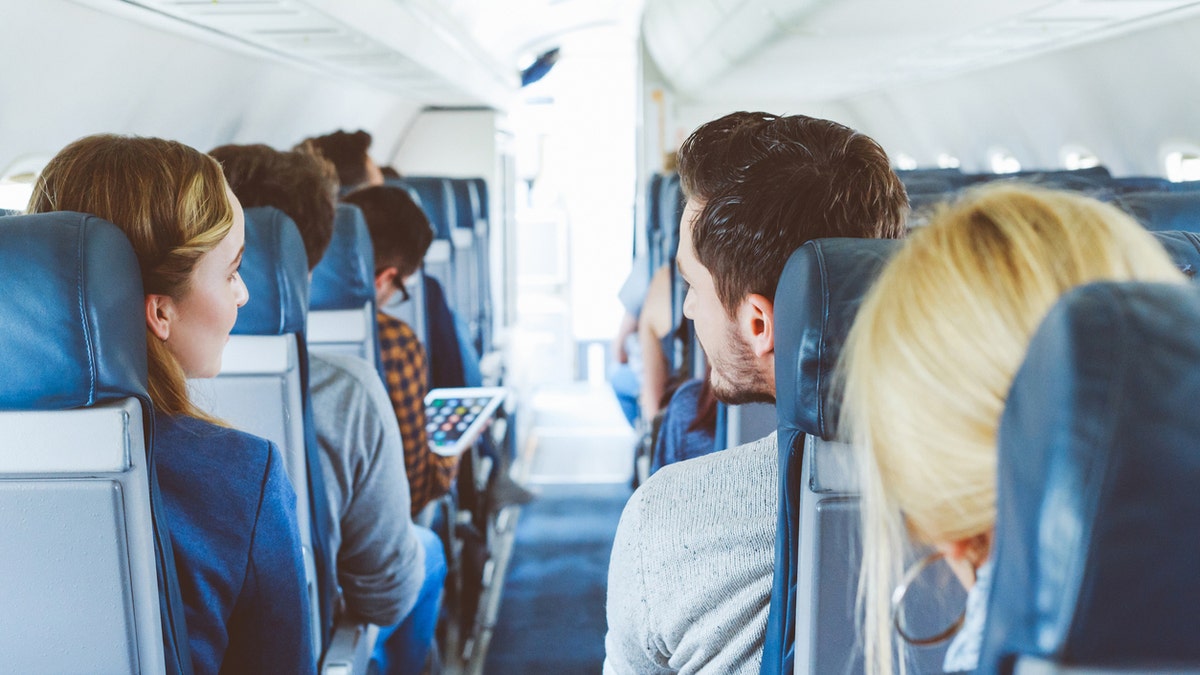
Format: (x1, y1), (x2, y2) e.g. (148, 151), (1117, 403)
(186, 206), (331, 659)
(0, 213), (189, 674)
(1117, 191), (1200, 232)
(764, 238), (959, 675)
(309, 203), (380, 370)
(979, 281), (1200, 675)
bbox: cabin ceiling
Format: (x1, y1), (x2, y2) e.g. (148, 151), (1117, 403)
(86, 0), (640, 110)
(644, 0), (1200, 103)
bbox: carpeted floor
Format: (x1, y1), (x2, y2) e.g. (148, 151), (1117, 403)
(483, 482), (631, 674)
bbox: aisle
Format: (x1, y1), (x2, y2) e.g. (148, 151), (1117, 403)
(483, 382), (634, 674)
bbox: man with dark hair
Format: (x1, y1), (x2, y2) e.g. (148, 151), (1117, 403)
(210, 143), (338, 269)
(341, 185), (455, 518)
(213, 145), (446, 674)
(301, 129), (384, 192)
(604, 112), (907, 674)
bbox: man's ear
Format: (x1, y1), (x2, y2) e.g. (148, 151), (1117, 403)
(740, 293), (775, 358)
(374, 266), (401, 305)
(374, 267), (399, 294)
(145, 294), (175, 342)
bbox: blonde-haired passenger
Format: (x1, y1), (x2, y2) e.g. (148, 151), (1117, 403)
(29, 135), (315, 675)
(838, 184), (1186, 675)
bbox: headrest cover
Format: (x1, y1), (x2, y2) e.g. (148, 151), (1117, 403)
(233, 206), (309, 336)
(1119, 191), (1200, 233)
(1151, 230), (1200, 278)
(402, 177), (454, 239)
(774, 238), (902, 439)
(980, 281), (1200, 673)
(0, 212), (148, 409)
(450, 179), (478, 231)
(310, 204), (375, 311)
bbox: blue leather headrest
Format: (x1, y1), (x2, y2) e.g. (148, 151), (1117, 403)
(470, 178), (489, 222)
(233, 206), (309, 336)
(401, 177), (454, 239)
(450, 179), (478, 231)
(979, 281), (1200, 674)
(0, 212), (148, 409)
(775, 238), (903, 439)
(1119, 191), (1200, 232)
(310, 204), (374, 311)
(1152, 230), (1200, 277)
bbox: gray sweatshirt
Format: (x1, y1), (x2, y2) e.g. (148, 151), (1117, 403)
(309, 352), (425, 626)
(604, 433), (778, 674)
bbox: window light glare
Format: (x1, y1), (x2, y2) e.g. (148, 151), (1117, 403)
(1063, 148), (1100, 171)
(1165, 151), (1200, 183)
(936, 153), (960, 169)
(0, 180), (32, 212)
(990, 151), (1021, 174)
(894, 153), (918, 171)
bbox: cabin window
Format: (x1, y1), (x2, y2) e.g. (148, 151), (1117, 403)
(0, 157), (46, 212)
(1061, 146), (1100, 170)
(894, 153), (918, 171)
(989, 148), (1021, 174)
(0, 177), (33, 212)
(936, 153), (960, 169)
(1164, 150), (1200, 183)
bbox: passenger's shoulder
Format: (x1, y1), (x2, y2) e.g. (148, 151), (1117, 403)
(310, 351), (380, 389)
(630, 431), (778, 512)
(160, 413), (269, 450)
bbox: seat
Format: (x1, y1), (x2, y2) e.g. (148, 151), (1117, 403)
(186, 206), (336, 664)
(448, 179), (481, 355)
(466, 177), (493, 354)
(762, 237), (959, 675)
(978, 281), (1200, 675)
(1111, 176), (1172, 194)
(0, 212), (190, 674)
(1117, 191), (1200, 232)
(309, 203), (380, 371)
(761, 231), (1200, 675)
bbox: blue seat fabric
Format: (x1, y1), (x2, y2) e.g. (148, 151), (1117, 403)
(1117, 191), (1200, 233)
(235, 206), (337, 650)
(310, 204), (375, 312)
(979, 281), (1200, 674)
(762, 238), (902, 675)
(0, 212), (192, 674)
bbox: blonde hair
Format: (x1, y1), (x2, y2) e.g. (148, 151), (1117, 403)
(29, 134), (235, 420)
(839, 184), (1185, 675)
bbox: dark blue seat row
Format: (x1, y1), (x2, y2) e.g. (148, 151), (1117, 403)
(387, 175), (492, 358)
(761, 230), (1200, 675)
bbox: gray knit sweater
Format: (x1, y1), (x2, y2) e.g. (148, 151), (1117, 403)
(309, 352), (425, 626)
(604, 432), (778, 674)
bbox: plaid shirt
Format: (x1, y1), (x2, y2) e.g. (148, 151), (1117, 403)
(376, 312), (459, 516)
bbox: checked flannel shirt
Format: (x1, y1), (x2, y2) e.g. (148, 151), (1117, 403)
(376, 312), (459, 516)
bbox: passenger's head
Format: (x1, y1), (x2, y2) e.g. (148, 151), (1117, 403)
(301, 129), (383, 192)
(342, 185), (435, 305)
(675, 111), (907, 404)
(210, 142), (338, 271)
(839, 184), (1185, 675)
(28, 134), (249, 419)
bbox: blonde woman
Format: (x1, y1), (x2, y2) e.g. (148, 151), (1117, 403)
(29, 135), (315, 675)
(838, 184), (1186, 675)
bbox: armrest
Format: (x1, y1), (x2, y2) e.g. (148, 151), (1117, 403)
(320, 621), (379, 675)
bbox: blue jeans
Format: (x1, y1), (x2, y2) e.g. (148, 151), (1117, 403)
(610, 363), (640, 427)
(370, 526), (447, 674)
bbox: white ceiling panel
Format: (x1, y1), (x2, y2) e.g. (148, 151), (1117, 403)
(646, 0), (1200, 103)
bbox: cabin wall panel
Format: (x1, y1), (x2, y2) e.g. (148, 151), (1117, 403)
(841, 14), (1200, 176)
(0, 0), (420, 173)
